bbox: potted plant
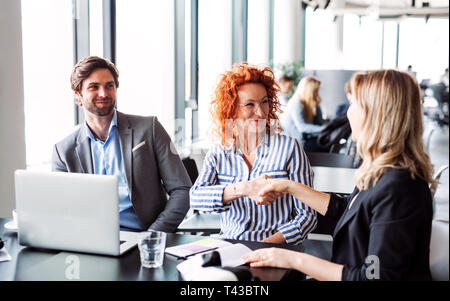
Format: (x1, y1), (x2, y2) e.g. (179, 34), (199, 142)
(272, 60), (304, 99)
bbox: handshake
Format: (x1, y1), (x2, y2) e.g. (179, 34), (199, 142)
(239, 175), (292, 206)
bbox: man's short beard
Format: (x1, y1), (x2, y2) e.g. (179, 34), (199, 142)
(93, 104), (115, 116)
(84, 97), (115, 117)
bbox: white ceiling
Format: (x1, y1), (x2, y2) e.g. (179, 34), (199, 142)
(303, 0), (449, 18)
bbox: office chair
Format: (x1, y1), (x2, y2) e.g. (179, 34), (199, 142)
(428, 164), (449, 281)
(181, 157), (201, 217)
(430, 219), (449, 281)
(430, 164), (449, 219)
(429, 83), (447, 108)
(317, 114), (352, 154)
(431, 165), (449, 200)
(423, 125), (436, 155)
(306, 152), (356, 236)
(182, 157), (199, 185)
(306, 152), (357, 169)
(425, 84), (449, 127)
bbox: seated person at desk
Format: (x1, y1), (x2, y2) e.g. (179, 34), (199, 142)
(333, 80), (351, 118)
(243, 70), (436, 280)
(280, 76), (326, 152)
(190, 63), (317, 245)
(277, 75), (294, 107)
(52, 56), (191, 232)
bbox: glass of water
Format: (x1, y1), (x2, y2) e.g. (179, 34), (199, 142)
(138, 231), (167, 268)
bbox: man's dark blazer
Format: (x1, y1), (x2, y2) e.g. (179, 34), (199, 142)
(52, 111), (192, 232)
(326, 168), (433, 280)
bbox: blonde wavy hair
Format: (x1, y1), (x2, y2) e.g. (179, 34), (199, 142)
(351, 69), (436, 191)
(289, 76), (321, 123)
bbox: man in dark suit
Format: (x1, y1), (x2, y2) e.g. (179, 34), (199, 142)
(52, 56), (191, 232)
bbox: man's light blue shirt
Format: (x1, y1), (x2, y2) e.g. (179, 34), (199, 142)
(85, 111), (144, 230)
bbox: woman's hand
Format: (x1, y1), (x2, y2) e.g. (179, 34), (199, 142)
(254, 178), (291, 205)
(245, 175), (284, 205)
(243, 247), (345, 281)
(242, 248), (301, 270)
(258, 179), (291, 199)
(260, 179), (331, 216)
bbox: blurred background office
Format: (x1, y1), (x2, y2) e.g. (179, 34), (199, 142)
(0, 0), (448, 222)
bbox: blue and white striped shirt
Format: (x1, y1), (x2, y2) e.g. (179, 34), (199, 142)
(190, 133), (317, 245)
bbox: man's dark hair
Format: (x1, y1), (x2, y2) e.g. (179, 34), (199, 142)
(70, 56), (119, 92)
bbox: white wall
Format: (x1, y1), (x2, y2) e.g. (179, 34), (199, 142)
(0, 0), (26, 218)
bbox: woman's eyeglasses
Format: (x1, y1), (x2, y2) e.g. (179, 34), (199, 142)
(238, 99), (272, 114)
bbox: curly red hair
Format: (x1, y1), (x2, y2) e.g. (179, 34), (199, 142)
(210, 62), (281, 146)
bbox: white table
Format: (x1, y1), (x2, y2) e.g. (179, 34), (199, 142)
(312, 166), (356, 195)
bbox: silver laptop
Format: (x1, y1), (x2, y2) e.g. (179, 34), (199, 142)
(14, 170), (139, 256)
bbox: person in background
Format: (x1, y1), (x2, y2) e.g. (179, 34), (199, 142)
(190, 63), (317, 245)
(280, 76), (326, 152)
(317, 79), (353, 154)
(440, 68), (449, 88)
(333, 80), (351, 118)
(277, 75), (294, 107)
(406, 65), (417, 79)
(52, 56), (191, 232)
(243, 69), (436, 280)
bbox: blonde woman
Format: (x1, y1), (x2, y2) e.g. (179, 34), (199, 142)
(243, 70), (436, 280)
(280, 76), (326, 151)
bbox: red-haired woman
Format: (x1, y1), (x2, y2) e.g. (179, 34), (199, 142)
(189, 63), (317, 245)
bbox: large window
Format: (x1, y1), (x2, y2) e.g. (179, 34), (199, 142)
(247, 0), (271, 66)
(184, 0), (193, 145)
(381, 21), (398, 69)
(341, 15), (448, 80)
(21, 0), (75, 170)
(20, 1), (449, 156)
(197, 0), (232, 141)
(342, 15), (383, 70)
(305, 7), (344, 69)
(115, 0), (175, 137)
(398, 18), (449, 83)
(89, 0), (104, 57)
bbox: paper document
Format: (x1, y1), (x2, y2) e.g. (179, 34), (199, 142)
(176, 243), (252, 279)
(165, 238), (232, 258)
(214, 243), (251, 267)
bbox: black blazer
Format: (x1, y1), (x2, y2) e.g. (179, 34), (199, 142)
(326, 168), (432, 280)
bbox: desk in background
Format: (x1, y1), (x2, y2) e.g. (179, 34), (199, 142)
(0, 218), (304, 281)
(312, 166), (355, 195)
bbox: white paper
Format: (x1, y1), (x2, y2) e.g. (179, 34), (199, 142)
(165, 238), (232, 258)
(176, 243), (252, 280)
(215, 243), (251, 267)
